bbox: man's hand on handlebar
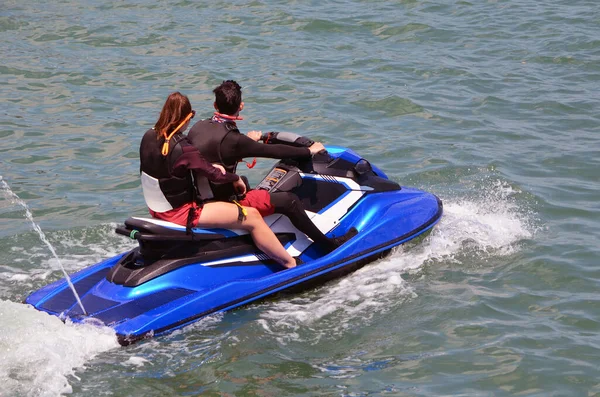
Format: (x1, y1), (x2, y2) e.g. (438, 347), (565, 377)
(309, 142), (326, 155)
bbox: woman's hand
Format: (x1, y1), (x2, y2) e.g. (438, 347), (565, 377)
(212, 163), (226, 174)
(247, 130), (262, 142)
(309, 142), (326, 155)
(233, 178), (247, 195)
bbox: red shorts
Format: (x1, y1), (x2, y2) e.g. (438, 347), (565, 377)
(148, 189), (274, 227)
(149, 202), (202, 227)
(237, 189), (275, 217)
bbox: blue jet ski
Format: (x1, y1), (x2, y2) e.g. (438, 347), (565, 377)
(25, 133), (443, 345)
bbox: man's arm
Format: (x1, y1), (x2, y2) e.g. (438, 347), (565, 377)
(229, 133), (311, 160)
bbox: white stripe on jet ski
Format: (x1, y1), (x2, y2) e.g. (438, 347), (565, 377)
(300, 173), (374, 192)
(297, 174), (365, 231)
(201, 253), (262, 266)
(307, 190), (365, 234)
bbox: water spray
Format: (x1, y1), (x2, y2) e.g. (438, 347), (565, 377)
(0, 176), (88, 315)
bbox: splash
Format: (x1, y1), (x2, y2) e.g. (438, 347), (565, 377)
(0, 300), (119, 397)
(115, 313), (228, 376)
(0, 224), (137, 302)
(0, 176), (87, 314)
(258, 179), (535, 344)
(0, 225), (134, 395)
(422, 179), (534, 265)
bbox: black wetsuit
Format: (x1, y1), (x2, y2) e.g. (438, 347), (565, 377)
(187, 118), (337, 250)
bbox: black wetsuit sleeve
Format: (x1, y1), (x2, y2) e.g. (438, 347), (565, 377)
(225, 133), (311, 160)
(173, 145), (240, 183)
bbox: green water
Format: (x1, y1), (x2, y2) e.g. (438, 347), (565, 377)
(1, 1), (599, 396)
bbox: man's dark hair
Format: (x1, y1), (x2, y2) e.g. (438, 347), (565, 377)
(213, 80), (242, 115)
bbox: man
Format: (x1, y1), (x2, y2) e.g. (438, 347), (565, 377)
(187, 80), (355, 252)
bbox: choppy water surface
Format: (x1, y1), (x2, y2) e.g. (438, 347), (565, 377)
(1, 1), (599, 396)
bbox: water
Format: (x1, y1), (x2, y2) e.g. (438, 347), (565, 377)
(1, 0), (599, 396)
(0, 177), (87, 315)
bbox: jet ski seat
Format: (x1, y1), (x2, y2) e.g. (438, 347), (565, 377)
(116, 217), (230, 242)
(110, 217), (296, 287)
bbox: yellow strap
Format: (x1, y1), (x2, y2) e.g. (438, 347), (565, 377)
(232, 200), (248, 220)
(161, 112), (195, 156)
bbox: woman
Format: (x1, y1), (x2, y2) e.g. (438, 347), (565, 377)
(139, 92), (296, 268)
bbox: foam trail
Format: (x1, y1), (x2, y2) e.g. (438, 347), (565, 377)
(0, 300), (119, 397)
(258, 180), (534, 343)
(0, 176), (87, 314)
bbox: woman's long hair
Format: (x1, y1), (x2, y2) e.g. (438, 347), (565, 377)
(154, 92), (192, 138)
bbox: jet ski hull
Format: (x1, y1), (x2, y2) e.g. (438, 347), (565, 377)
(25, 143), (443, 345)
(26, 189), (441, 345)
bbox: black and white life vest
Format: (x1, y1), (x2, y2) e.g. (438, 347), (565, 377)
(139, 129), (200, 212)
(188, 119), (239, 173)
(187, 119), (240, 200)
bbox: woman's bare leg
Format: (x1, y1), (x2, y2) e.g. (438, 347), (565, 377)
(197, 202), (296, 268)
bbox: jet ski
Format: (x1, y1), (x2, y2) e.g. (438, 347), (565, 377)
(25, 132), (443, 346)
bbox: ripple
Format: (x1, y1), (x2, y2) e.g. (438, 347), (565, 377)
(0, 16), (29, 32)
(1, 0), (600, 394)
(351, 96), (424, 117)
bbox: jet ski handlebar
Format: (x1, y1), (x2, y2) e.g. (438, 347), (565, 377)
(260, 131), (315, 148)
